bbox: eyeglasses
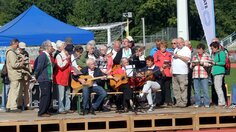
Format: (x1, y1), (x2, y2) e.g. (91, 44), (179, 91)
(171, 42), (176, 44)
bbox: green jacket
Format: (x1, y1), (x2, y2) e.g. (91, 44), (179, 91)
(76, 52), (87, 68)
(211, 50), (226, 76)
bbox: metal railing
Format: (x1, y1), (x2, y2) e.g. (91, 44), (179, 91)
(221, 31), (236, 47)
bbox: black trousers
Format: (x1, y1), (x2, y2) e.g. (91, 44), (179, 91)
(38, 81), (52, 116)
(116, 84), (133, 109)
(187, 66), (194, 106)
(161, 77), (172, 104)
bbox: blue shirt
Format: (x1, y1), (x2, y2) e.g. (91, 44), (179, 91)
(166, 48), (175, 54)
(149, 47), (158, 57)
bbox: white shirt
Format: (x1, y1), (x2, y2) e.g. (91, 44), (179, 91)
(122, 48), (132, 58)
(172, 46), (191, 74)
(71, 54), (79, 71)
(148, 65), (155, 70)
(88, 69), (98, 86)
(88, 54), (96, 60)
(112, 50), (117, 59)
(56, 51), (69, 68)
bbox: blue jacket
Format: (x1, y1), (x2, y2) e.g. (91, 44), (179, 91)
(34, 52), (53, 82)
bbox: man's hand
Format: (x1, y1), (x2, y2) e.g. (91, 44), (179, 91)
(30, 76), (37, 82)
(67, 55), (71, 60)
(79, 78), (86, 85)
(101, 76), (106, 80)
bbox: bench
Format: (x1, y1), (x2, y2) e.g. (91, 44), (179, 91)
(70, 92), (123, 113)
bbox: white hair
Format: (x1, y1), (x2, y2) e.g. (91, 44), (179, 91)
(86, 58), (96, 65)
(86, 43), (95, 51)
(121, 57), (129, 65)
(99, 45), (107, 50)
(41, 40), (52, 50)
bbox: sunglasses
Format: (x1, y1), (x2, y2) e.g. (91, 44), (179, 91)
(171, 42), (176, 44)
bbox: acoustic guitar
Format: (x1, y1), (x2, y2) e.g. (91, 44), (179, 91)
(110, 73), (128, 90)
(135, 70), (156, 87)
(71, 75), (112, 91)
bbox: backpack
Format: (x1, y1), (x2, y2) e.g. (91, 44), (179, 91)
(0, 49), (16, 76)
(218, 48), (231, 75)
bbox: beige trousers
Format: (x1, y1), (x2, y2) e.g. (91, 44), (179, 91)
(6, 80), (23, 110)
(172, 74), (188, 107)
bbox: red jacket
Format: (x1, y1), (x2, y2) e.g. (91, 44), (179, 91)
(154, 50), (172, 77)
(54, 52), (71, 86)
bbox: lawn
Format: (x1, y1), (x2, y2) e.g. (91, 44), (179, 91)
(225, 67), (236, 93)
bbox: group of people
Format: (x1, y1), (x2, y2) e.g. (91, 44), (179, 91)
(1, 36), (229, 117)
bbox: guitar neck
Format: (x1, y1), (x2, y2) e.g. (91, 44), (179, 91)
(90, 76), (105, 81)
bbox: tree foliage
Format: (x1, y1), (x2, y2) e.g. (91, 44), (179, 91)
(0, 0), (235, 40)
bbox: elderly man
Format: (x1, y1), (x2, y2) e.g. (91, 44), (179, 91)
(77, 42), (99, 68)
(112, 40), (122, 65)
(34, 40), (54, 117)
(6, 39), (24, 112)
(77, 58), (107, 115)
(167, 38), (177, 54)
(171, 37), (191, 107)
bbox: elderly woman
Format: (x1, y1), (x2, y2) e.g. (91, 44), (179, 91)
(33, 40), (54, 117)
(111, 57), (134, 112)
(191, 43), (211, 108)
(210, 42), (226, 107)
(153, 41), (172, 106)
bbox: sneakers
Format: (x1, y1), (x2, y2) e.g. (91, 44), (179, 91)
(58, 111), (67, 114)
(90, 107), (96, 115)
(148, 105), (154, 112)
(204, 105), (210, 108)
(137, 94), (146, 102)
(194, 105), (199, 108)
(7, 109), (22, 113)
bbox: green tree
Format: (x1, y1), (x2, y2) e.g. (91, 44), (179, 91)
(0, 0), (74, 26)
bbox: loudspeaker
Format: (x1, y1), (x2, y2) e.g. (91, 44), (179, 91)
(31, 83), (40, 108)
(50, 84), (59, 109)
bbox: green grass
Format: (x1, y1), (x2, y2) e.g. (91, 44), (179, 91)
(225, 68), (236, 93)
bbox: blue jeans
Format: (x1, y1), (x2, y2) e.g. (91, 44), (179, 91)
(58, 85), (71, 112)
(193, 78), (210, 106)
(1, 84), (10, 109)
(82, 86), (107, 110)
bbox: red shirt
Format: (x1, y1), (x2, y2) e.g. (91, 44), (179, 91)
(154, 50), (172, 77)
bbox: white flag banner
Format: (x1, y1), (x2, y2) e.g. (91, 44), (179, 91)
(195, 0), (216, 50)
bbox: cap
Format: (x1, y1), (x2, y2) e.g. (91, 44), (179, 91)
(19, 42), (26, 49)
(51, 42), (57, 50)
(126, 36), (134, 42)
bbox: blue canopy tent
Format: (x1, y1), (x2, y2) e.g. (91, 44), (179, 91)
(0, 5), (94, 46)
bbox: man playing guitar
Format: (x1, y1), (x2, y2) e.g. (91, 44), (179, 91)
(75, 58), (107, 115)
(138, 56), (162, 112)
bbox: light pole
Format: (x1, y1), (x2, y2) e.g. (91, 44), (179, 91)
(123, 12), (132, 37)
